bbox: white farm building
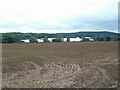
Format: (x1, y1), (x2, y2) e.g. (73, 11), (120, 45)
(84, 37), (94, 41)
(37, 39), (44, 43)
(37, 38), (55, 42)
(21, 37), (94, 43)
(48, 38), (55, 42)
(70, 37), (82, 42)
(21, 39), (30, 43)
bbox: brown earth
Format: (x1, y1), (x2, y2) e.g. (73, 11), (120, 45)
(2, 42), (118, 88)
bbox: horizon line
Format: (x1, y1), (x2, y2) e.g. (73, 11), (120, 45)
(0, 30), (119, 34)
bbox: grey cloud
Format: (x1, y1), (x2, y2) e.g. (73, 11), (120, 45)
(0, 11), (117, 32)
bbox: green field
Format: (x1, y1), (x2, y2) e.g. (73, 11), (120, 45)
(2, 42), (118, 88)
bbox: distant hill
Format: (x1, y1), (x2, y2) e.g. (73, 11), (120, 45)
(1, 31), (120, 39)
(56, 31), (120, 37)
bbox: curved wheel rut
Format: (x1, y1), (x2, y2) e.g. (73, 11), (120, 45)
(2, 60), (117, 88)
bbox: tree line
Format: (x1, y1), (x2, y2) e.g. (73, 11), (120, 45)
(0, 32), (120, 43)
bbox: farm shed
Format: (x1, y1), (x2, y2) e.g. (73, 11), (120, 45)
(21, 39), (30, 43)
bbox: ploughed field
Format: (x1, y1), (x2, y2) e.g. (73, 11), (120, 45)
(2, 42), (118, 88)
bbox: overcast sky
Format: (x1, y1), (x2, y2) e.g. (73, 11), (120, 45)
(0, 0), (118, 33)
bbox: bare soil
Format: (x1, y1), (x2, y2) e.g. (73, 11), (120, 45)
(2, 42), (118, 88)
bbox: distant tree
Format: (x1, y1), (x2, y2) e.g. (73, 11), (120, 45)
(105, 36), (111, 41)
(52, 39), (58, 42)
(118, 37), (120, 41)
(82, 37), (90, 42)
(24, 35), (31, 39)
(30, 36), (38, 43)
(96, 36), (104, 41)
(44, 36), (49, 42)
(57, 36), (62, 42)
(52, 38), (60, 42)
(0, 34), (2, 43)
(2, 35), (18, 43)
(52, 36), (62, 42)
(67, 37), (70, 42)
(0, 37), (2, 43)
(113, 36), (120, 41)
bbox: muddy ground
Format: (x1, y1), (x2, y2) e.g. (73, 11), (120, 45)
(2, 42), (118, 88)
